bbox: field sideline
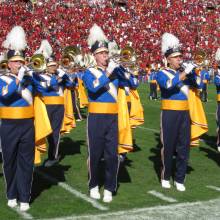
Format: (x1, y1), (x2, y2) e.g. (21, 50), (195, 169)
(1, 83), (220, 220)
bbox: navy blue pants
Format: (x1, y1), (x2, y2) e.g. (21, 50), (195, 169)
(87, 113), (119, 192)
(0, 119), (34, 202)
(46, 105), (64, 160)
(160, 110), (190, 183)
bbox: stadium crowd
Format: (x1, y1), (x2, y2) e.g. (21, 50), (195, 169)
(0, 0), (219, 68)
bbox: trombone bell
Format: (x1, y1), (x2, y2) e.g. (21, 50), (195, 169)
(30, 54), (46, 72)
(194, 49), (207, 66)
(0, 60), (8, 70)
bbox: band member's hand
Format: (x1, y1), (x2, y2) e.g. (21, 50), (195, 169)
(116, 66), (130, 80)
(106, 60), (119, 76)
(57, 68), (66, 78)
(17, 66), (26, 81)
(183, 63), (196, 75)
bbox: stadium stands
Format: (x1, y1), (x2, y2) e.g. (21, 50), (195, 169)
(0, 0), (219, 68)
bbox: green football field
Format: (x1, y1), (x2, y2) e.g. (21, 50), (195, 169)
(1, 83), (220, 220)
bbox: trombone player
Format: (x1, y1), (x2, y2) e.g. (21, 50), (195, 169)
(61, 46), (84, 121)
(193, 50), (210, 102)
(0, 26), (35, 211)
(156, 33), (203, 192)
(32, 40), (74, 167)
(83, 24), (137, 203)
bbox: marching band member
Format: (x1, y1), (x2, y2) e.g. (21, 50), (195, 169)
(83, 24), (135, 203)
(0, 26), (34, 211)
(108, 43), (138, 161)
(156, 33), (203, 191)
(60, 46), (83, 121)
(193, 51), (210, 103)
(117, 66), (138, 162)
(33, 40), (74, 167)
(214, 48), (220, 152)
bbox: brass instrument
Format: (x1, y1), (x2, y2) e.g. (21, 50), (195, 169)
(180, 49), (207, 75)
(0, 60), (8, 70)
(110, 46), (137, 68)
(194, 49), (207, 66)
(61, 46), (81, 68)
(193, 49), (207, 74)
(110, 46), (139, 76)
(28, 54), (46, 72)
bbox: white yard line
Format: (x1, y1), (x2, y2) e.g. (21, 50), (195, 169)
(138, 126), (160, 133)
(12, 206), (33, 219)
(39, 197), (220, 220)
(206, 112), (216, 116)
(148, 190), (177, 203)
(36, 170), (108, 211)
(206, 185), (220, 192)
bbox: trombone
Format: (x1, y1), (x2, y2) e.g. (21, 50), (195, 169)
(61, 46), (81, 70)
(27, 54), (47, 72)
(193, 49), (207, 75)
(0, 60), (8, 74)
(0, 60), (8, 69)
(110, 46), (139, 75)
(110, 46), (137, 67)
(180, 49), (207, 75)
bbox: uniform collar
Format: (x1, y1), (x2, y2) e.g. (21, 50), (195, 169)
(96, 65), (106, 72)
(165, 67), (177, 74)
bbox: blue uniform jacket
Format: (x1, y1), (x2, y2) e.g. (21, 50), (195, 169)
(156, 68), (202, 101)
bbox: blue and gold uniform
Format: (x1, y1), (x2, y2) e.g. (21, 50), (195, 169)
(83, 66), (119, 192)
(0, 73), (35, 203)
(33, 71), (74, 163)
(156, 67), (202, 184)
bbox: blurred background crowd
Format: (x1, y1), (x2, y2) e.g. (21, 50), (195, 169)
(0, 0), (219, 68)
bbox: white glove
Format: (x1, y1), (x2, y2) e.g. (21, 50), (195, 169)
(218, 69), (220, 75)
(17, 66), (26, 81)
(25, 66), (34, 77)
(124, 71), (130, 79)
(106, 60), (120, 75)
(184, 63), (196, 75)
(57, 68), (66, 78)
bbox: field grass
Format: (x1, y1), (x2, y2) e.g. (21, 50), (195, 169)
(0, 83), (220, 219)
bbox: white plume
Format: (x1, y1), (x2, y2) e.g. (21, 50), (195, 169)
(2, 39), (9, 49)
(215, 48), (220, 61)
(87, 24), (108, 48)
(2, 26), (27, 50)
(161, 33), (180, 55)
(108, 40), (120, 56)
(34, 39), (53, 59)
